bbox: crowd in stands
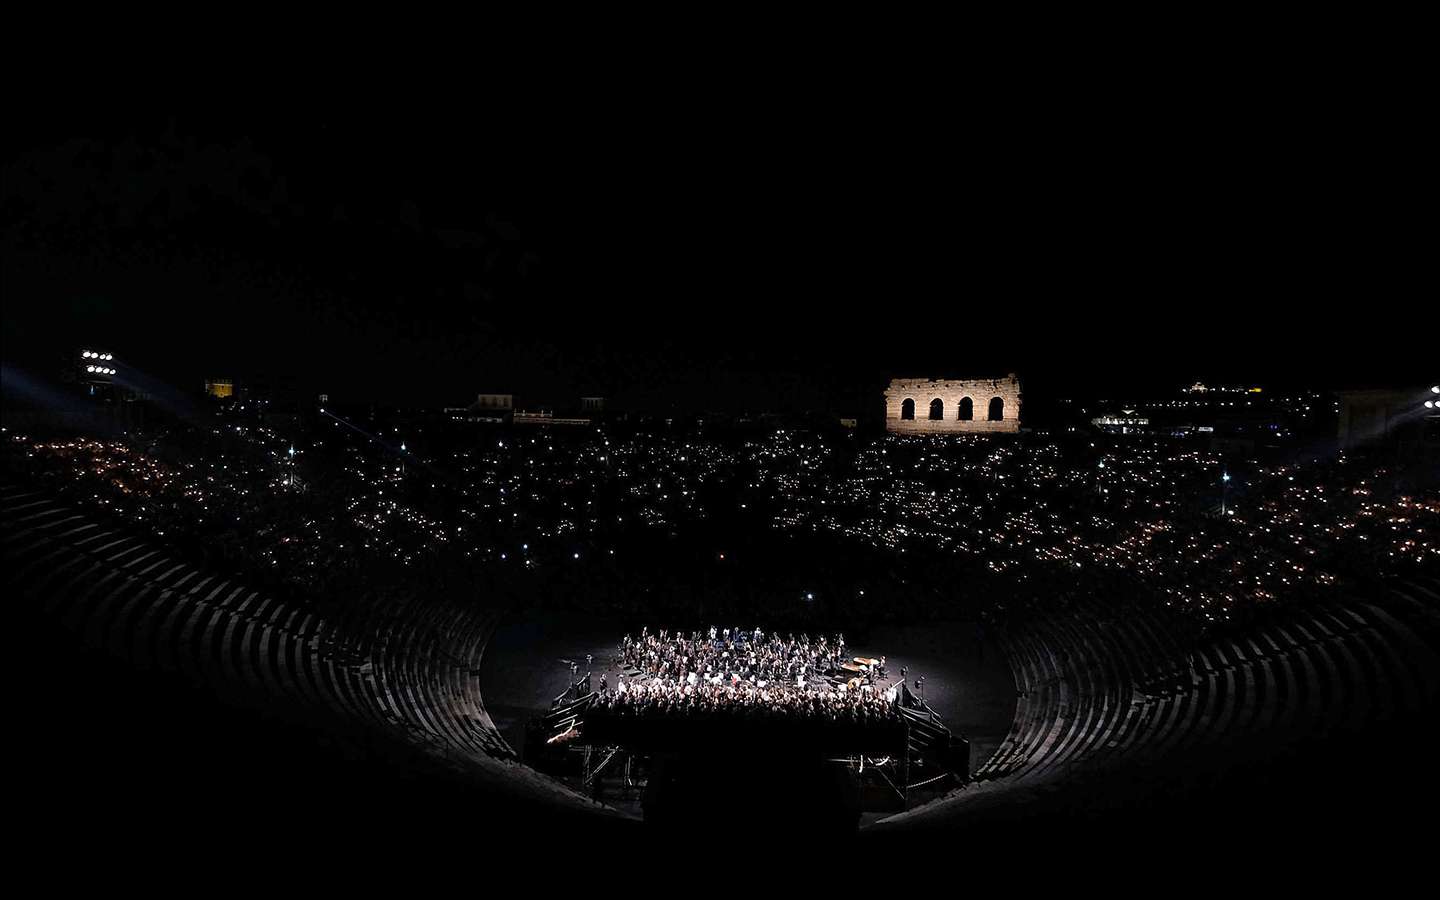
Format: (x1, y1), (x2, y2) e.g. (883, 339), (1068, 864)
(6, 412), (1436, 636)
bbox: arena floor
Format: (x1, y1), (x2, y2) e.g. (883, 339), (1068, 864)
(480, 613), (1017, 775)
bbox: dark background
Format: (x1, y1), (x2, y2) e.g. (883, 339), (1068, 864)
(4, 42), (1436, 871)
(3, 49), (1431, 413)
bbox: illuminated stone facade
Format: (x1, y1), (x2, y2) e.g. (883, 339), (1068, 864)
(884, 375), (1022, 434)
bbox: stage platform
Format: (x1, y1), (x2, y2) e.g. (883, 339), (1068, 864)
(481, 613), (1015, 768)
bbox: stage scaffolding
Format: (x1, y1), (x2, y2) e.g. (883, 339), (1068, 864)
(527, 678), (969, 811)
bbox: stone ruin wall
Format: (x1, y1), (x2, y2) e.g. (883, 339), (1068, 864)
(884, 375), (1022, 434)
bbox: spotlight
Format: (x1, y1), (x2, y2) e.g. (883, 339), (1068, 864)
(1432, 385), (1439, 394)
(86, 365), (95, 372)
(82, 351), (92, 358)
(1427, 400), (1435, 409)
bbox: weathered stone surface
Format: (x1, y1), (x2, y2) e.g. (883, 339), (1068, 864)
(884, 374), (1022, 434)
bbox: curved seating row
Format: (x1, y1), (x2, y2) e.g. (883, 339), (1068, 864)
(968, 580), (1440, 793)
(0, 484), (592, 809)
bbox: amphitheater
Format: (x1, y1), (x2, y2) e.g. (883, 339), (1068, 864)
(6, 482), (1438, 851)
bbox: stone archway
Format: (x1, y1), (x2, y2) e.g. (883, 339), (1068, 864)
(883, 375), (1021, 434)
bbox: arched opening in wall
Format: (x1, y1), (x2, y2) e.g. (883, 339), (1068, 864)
(901, 398), (915, 420)
(929, 398), (944, 420)
(958, 397), (973, 421)
(988, 397), (1004, 421)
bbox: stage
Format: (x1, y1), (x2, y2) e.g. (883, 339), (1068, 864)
(480, 613), (1016, 772)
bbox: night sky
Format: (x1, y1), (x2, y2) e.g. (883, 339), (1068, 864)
(3, 68), (1431, 412)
